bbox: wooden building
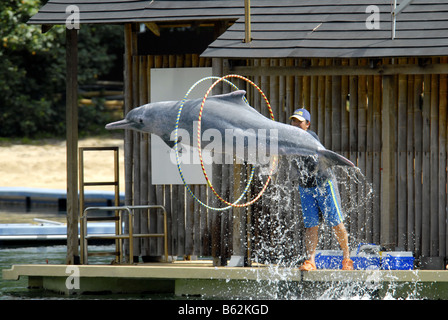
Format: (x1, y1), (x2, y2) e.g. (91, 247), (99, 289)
(29, 0), (448, 268)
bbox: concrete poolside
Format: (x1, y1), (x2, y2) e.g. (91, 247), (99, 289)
(3, 261), (448, 299)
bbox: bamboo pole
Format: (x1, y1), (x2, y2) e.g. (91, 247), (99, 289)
(324, 59), (332, 148)
(421, 74), (431, 258)
(429, 57), (440, 257)
(310, 59), (319, 133)
(332, 59), (342, 152)
(279, 59), (286, 123)
(261, 59), (270, 116)
(439, 56), (448, 259)
(397, 58), (408, 250)
(318, 59), (326, 140)
(341, 59), (350, 155)
(406, 69), (415, 252)
(139, 55), (150, 257)
(348, 59), (359, 240)
(357, 59), (368, 240)
(372, 74), (382, 244)
(380, 75), (397, 249)
(270, 59), (279, 120)
(286, 59), (295, 118)
(132, 54), (141, 260)
(413, 74), (423, 258)
(364, 72), (373, 242)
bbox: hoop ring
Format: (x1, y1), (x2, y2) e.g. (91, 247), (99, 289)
(174, 76), (254, 211)
(197, 74), (278, 207)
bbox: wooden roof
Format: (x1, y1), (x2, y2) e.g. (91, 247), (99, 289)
(29, 0), (448, 58)
(27, 0), (242, 25)
(202, 0), (448, 58)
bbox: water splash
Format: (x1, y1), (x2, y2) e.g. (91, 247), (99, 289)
(224, 157), (424, 300)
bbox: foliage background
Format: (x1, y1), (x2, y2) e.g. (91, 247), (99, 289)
(0, 0), (124, 138)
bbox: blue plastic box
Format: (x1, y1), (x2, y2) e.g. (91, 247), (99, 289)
(315, 250), (343, 269)
(381, 252), (414, 270)
(351, 243), (381, 270)
(351, 256), (381, 270)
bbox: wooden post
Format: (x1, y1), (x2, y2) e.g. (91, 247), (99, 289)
(381, 75), (397, 249)
(211, 58), (223, 265)
(65, 28), (79, 265)
(244, 0), (251, 43)
(123, 24), (134, 260)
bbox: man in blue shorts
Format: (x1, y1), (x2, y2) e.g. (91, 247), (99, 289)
(290, 108), (353, 271)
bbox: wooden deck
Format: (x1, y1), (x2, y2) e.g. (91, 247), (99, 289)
(3, 262), (448, 299)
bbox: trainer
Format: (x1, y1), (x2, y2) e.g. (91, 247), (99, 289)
(290, 108), (353, 271)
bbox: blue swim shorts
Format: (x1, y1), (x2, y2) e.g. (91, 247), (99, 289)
(298, 180), (344, 228)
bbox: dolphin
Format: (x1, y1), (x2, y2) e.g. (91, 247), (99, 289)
(105, 90), (354, 168)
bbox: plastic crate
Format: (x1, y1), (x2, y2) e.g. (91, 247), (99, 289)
(315, 250), (343, 269)
(381, 252), (414, 270)
(350, 243), (381, 270)
(351, 256), (381, 270)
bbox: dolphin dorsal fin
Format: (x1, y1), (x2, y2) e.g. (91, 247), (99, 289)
(213, 90), (248, 105)
(229, 90), (247, 97)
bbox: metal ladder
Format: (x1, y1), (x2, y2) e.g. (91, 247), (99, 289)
(78, 146), (121, 264)
(78, 146), (169, 264)
(81, 205), (169, 264)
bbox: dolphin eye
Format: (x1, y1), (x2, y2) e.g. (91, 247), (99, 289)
(139, 118), (143, 124)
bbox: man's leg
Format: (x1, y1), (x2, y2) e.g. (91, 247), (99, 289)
(304, 226), (319, 265)
(298, 185), (320, 271)
(319, 180), (353, 270)
(333, 222), (350, 260)
(333, 222), (353, 270)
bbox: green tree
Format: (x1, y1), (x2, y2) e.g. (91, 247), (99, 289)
(0, 0), (123, 138)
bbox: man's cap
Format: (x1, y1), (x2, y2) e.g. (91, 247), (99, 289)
(289, 108), (311, 122)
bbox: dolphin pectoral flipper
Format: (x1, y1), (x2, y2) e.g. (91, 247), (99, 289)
(317, 149), (355, 168)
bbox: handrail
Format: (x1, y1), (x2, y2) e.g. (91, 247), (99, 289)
(81, 205), (168, 264)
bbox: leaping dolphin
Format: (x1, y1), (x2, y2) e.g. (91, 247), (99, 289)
(106, 90), (354, 169)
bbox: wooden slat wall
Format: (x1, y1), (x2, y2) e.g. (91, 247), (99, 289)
(125, 35), (448, 266)
(240, 57), (448, 266)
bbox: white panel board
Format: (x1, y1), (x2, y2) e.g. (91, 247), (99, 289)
(150, 67), (213, 101)
(150, 68), (213, 185)
(151, 135), (213, 185)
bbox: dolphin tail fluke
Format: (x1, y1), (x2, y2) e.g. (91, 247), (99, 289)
(317, 149), (355, 168)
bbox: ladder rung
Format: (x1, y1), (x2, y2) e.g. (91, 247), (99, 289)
(88, 251), (120, 256)
(132, 233), (166, 238)
(85, 233), (165, 240)
(85, 234), (126, 240)
(86, 216), (120, 222)
(80, 147), (118, 151)
(83, 182), (118, 186)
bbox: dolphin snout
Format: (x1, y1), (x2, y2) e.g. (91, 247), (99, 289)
(105, 119), (132, 130)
